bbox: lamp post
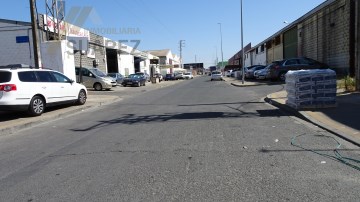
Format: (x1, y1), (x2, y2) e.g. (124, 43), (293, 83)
(218, 23), (224, 70)
(241, 0), (245, 84)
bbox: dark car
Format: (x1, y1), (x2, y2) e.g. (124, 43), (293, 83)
(164, 74), (175, 81)
(135, 72), (150, 82)
(107, 73), (124, 85)
(267, 57), (329, 81)
(245, 65), (266, 79)
(121, 74), (146, 87)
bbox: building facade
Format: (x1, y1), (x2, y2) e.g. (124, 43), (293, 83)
(230, 0), (360, 87)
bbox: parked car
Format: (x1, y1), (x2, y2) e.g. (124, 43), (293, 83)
(121, 74), (147, 87)
(267, 57), (329, 81)
(174, 73), (184, 80)
(154, 73), (163, 82)
(183, 72), (194, 79)
(164, 74), (175, 81)
(135, 72), (150, 82)
(245, 65), (266, 79)
(225, 70), (232, 77)
(0, 64), (87, 116)
(107, 73), (124, 85)
(255, 65), (272, 80)
(210, 71), (223, 81)
(75, 67), (116, 91)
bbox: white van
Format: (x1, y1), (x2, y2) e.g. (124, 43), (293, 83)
(75, 67), (116, 91)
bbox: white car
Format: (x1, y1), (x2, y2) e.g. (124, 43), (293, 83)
(0, 65), (87, 116)
(183, 72), (193, 79)
(210, 71), (223, 81)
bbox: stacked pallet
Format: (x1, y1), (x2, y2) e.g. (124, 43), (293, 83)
(285, 69), (337, 109)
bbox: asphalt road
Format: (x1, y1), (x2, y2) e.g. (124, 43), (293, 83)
(0, 76), (359, 201)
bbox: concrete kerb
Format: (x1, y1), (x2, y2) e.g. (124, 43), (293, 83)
(223, 77), (268, 87)
(264, 94), (360, 147)
(0, 95), (121, 136)
(231, 82), (267, 87)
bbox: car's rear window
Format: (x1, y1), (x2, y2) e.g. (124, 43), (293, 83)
(0, 71), (12, 83)
(18, 71), (37, 82)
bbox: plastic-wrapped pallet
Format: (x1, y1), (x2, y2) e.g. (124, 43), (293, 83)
(285, 69), (337, 109)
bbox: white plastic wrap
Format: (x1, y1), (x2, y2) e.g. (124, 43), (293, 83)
(285, 69), (337, 109)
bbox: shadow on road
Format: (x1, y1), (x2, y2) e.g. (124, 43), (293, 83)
(71, 109), (286, 132)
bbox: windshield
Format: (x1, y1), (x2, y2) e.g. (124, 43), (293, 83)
(184, 73), (191, 75)
(91, 68), (107, 77)
(212, 71), (221, 75)
(128, 74), (141, 79)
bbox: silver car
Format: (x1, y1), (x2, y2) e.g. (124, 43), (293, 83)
(210, 71), (223, 81)
(107, 73), (124, 85)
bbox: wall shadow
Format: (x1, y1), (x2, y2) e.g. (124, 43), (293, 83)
(71, 109), (287, 132)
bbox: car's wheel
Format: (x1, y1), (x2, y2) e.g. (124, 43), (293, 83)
(28, 95), (45, 116)
(143, 82), (146, 86)
(211, 79), (213, 81)
(279, 72), (286, 81)
(76, 89), (87, 105)
(94, 83), (103, 91)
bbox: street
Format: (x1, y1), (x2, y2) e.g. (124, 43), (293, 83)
(0, 76), (359, 201)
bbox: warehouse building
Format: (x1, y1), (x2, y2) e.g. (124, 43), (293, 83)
(229, 0), (360, 90)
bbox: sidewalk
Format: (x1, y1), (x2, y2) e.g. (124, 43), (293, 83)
(265, 90), (360, 146)
(0, 79), (182, 136)
(0, 94), (120, 136)
(223, 76), (278, 87)
(223, 76), (360, 146)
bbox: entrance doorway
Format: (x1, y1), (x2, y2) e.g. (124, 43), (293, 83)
(106, 49), (118, 73)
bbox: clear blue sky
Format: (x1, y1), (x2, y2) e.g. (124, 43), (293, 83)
(1, 0), (326, 67)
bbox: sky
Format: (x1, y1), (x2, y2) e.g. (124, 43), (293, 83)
(1, 0), (326, 67)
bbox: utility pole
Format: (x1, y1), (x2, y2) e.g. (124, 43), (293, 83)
(179, 40), (185, 69)
(29, 0), (42, 67)
(241, 0), (245, 84)
(195, 55), (197, 63)
(218, 23), (224, 70)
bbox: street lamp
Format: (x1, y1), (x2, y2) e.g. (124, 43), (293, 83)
(241, 0), (245, 84)
(218, 23), (224, 70)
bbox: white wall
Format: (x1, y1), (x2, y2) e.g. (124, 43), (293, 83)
(254, 47), (267, 65)
(119, 54), (134, 76)
(0, 22), (34, 66)
(244, 52), (252, 67)
(41, 40), (76, 81)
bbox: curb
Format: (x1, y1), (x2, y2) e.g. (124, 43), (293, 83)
(0, 97), (122, 136)
(231, 82), (265, 87)
(264, 96), (360, 147)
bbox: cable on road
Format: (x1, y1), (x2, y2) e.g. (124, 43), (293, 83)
(291, 133), (360, 171)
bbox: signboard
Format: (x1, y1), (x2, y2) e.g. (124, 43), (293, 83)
(16, 36), (29, 43)
(67, 36), (89, 51)
(150, 59), (159, 64)
(43, 14), (90, 39)
(87, 48), (96, 59)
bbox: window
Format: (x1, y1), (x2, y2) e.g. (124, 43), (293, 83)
(36, 71), (55, 82)
(299, 58), (315, 65)
(0, 71), (11, 83)
(284, 59), (298, 66)
(266, 42), (272, 49)
(261, 44), (265, 52)
(52, 72), (70, 82)
(275, 35), (281, 45)
(18, 71), (37, 82)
